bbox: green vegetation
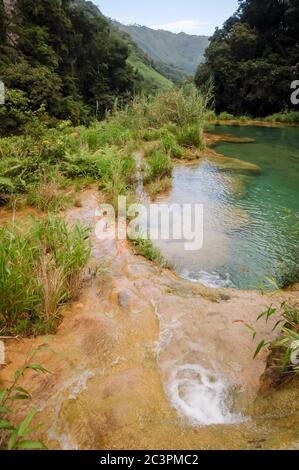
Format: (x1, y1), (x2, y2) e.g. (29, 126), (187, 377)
(196, 0), (299, 117)
(0, 215), (91, 336)
(177, 125), (203, 149)
(127, 53), (173, 92)
(0, 0), (143, 135)
(207, 111), (299, 125)
(0, 121), (136, 206)
(26, 173), (74, 213)
(249, 302), (299, 380)
(161, 131), (184, 159)
(0, 84), (209, 209)
(145, 177), (172, 199)
(263, 112), (299, 125)
(115, 22), (209, 77)
(0, 83), (210, 335)
(218, 112), (235, 121)
(0, 345), (50, 450)
(130, 237), (169, 268)
(144, 147), (173, 183)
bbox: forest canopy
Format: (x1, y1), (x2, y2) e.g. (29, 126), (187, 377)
(0, 0), (141, 134)
(195, 0), (299, 116)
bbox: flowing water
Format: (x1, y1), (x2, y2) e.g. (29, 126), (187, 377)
(149, 125), (299, 290)
(2, 129), (299, 449)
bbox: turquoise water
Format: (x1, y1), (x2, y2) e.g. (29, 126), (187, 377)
(154, 125), (299, 290)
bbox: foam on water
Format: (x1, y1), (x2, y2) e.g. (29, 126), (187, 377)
(152, 301), (243, 427)
(167, 364), (243, 426)
(180, 268), (234, 289)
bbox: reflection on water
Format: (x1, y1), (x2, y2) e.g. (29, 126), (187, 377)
(148, 126), (299, 290)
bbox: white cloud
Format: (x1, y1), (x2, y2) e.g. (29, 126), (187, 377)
(152, 20), (212, 35)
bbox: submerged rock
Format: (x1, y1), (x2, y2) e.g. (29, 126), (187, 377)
(208, 155), (261, 175)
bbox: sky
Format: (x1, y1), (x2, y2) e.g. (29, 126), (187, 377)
(96, 0), (239, 36)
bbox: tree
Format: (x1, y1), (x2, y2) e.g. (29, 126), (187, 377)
(195, 0), (299, 116)
(0, 0), (142, 132)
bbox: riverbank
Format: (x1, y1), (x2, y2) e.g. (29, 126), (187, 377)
(1, 104), (298, 449)
(208, 119), (299, 129)
(1, 187), (299, 449)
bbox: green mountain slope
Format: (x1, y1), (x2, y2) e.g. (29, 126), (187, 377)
(114, 23), (210, 76)
(128, 53), (172, 91)
(76, 1), (173, 90)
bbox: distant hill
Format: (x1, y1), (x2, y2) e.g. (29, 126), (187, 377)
(118, 28), (173, 91)
(75, 1), (173, 90)
(114, 23), (210, 76)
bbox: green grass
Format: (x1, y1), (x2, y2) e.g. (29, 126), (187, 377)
(26, 174), (74, 213)
(0, 215), (91, 336)
(145, 176), (172, 198)
(218, 112), (235, 121)
(144, 146), (173, 183)
(128, 54), (173, 91)
(161, 131), (184, 158)
(211, 110), (299, 124)
(264, 112), (299, 124)
(250, 302), (299, 381)
(130, 237), (169, 267)
(177, 125), (203, 148)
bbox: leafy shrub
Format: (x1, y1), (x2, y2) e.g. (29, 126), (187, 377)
(61, 148), (101, 179)
(144, 147), (173, 182)
(161, 131), (184, 159)
(26, 177), (73, 213)
(142, 128), (163, 142)
(218, 112), (235, 120)
(265, 112), (299, 124)
(145, 176), (172, 198)
(239, 115), (251, 122)
(205, 110), (217, 121)
(146, 83), (211, 129)
(249, 302), (299, 379)
(0, 345), (50, 450)
(177, 125), (203, 148)
(0, 177), (15, 194)
(130, 238), (168, 267)
(79, 121), (133, 151)
(0, 215), (91, 335)
(98, 147), (136, 208)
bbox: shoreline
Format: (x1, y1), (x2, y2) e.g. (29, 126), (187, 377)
(208, 119), (299, 129)
(0, 187), (298, 449)
(0, 125), (299, 450)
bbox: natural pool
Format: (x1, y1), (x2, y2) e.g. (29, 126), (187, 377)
(151, 125), (299, 290)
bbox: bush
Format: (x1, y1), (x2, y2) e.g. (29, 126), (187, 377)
(205, 110), (217, 121)
(146, 83), (211, 129)
(0, 345), (50, 450)
(161, 131), (184, 159)
(26, 176), (73, 213)
(145, 176), (172, 198)
(177, 125), (203, 148)
(218, 112), (235, 120)
(264, 112), (299, 124)
(239, 115), (251, 122)
(142, 128), (163, 142)
(0, 215), (91, 335)
(144, 147), (173, 182)
(250, 302), (299, 380)
(130, 238), (168, 267)
(79, 121), (133, 150)
(98, 147), (136, 208)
